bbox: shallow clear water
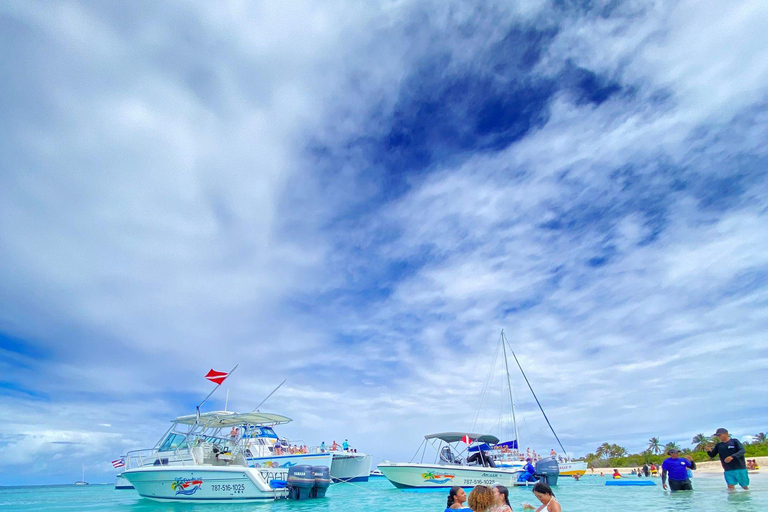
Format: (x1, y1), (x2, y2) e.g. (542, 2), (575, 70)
(1, 473), (766, 512)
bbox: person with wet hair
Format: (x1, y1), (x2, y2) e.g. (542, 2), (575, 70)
(446, 486), (471, 511)
(491, 484), (513, 512)
(522, 482), (560, 512)
(468, 485), (495, 512)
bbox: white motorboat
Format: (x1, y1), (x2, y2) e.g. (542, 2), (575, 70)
(116, 410), (334, 490)
(121, 411), (297, 502)
(378, 433), (526, 489)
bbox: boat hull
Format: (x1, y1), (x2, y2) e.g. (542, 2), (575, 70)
(330, 452), (372, 482)
(121, 465), (288, 503)
(558, 461), (587, 476)
(497, 460), (587, 477)
(115, 473), (134, 490)
(247, 452), (332, 470)
(378, 463), (524, 489)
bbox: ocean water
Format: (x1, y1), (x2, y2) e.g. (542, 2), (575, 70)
(1, 473), (765, 512)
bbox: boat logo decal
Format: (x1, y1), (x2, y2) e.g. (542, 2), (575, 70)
(422, 471), (455, 484)
(253, 460), (297, 469)
(171, 477), (204, 495)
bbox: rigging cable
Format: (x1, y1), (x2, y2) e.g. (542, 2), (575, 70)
(503, 332), (569, 457)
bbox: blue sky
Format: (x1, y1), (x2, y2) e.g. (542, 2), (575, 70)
(1, 0), (767, 486)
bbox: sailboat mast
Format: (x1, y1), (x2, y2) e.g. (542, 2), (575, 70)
(500, 330), (520, 453)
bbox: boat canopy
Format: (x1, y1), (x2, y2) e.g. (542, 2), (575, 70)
(172, 411), (292, 427)
(425, 432), (500, 444)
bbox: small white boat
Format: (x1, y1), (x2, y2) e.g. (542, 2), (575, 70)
(121, 411), (295, 503)
(369, 468), (385, 478)
(378, 433), (527, 489)
(74, 465), (89, 486)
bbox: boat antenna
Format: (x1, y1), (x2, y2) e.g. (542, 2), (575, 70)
(225, 388), (230, 412)
(197, 364), (239, 412)
(252, 378), (287, 412)
(502, 331), (569, 457)
(500, 330), (521, 452)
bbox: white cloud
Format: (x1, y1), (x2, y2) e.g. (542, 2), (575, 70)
(1, 0), (767, 485)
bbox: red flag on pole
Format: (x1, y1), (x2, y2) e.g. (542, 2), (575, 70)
(461, 435), (472, 444)
(205, 369), (229, 385)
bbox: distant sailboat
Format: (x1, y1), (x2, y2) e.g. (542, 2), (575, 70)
(74, 465), (89, 486)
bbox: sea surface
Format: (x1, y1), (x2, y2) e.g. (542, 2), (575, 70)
(1, 473), (766, 512)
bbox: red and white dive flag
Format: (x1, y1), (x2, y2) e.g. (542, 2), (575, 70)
(112, 458), (125, 468)
(205, 369), (229, 385)
(461, 435), (472, 444)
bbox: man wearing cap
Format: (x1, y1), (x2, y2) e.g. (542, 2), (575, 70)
(706, 428), (749, 490)
(661, 449), (696, 491)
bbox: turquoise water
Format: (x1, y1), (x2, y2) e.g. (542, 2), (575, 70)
(1, 474), (766, 512)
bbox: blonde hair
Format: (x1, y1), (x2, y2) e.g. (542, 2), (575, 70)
(468, 485), (494, 512)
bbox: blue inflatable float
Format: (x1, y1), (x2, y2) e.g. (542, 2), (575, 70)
(605, 480), (656, 486)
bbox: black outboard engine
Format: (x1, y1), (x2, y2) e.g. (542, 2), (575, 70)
(311, 465), (331, 498)
(287, 465), (315, 500)
(534, 457), (559, 486)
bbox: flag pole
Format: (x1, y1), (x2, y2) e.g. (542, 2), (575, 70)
(198, 364), (239, 411)
(252, 378), (287, 412)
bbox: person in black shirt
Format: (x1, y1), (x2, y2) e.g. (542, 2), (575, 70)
(706, 428), (749, 490)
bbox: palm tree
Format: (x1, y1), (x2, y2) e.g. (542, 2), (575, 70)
(692, 433), (710, 451)
(647, 437), (661, 455)
(596, 443), (611, 459)
(664, 442), (681, 453)
(610, 444), (628, 458)
(755, 432), (767, 444)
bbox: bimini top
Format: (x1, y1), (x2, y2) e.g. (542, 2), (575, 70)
(425, 432), (500, 444)
(172, 411), (293, 427)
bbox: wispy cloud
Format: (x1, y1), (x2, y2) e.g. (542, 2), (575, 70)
(0, 0), (766, 484)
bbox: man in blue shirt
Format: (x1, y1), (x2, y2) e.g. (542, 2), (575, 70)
(342, 439), (349, 451)
(661, 449), (696, 491)
(518, 458), (537, 482)
(706, 428), (749, 490)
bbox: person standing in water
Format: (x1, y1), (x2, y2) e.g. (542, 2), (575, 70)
(468, 485), (495, 512)
(523, 482), (561, 512)
(706, 428), (749, 490)
(661, 448), (696, 492)
(491, 484), (513, 512)
(446, 487), (471, 512)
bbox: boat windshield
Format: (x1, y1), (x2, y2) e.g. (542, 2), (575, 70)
(242, 425), (278, 439)
(158, 433), (189, 452)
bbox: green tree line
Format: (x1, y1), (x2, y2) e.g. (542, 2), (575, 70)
(584, 432), (768, 468)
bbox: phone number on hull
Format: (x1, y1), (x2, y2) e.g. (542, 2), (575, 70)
(211, 484), (245, 493)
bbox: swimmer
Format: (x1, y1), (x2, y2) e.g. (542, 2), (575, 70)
(446, 486), (471, 511)
(522, 482), (561, 512)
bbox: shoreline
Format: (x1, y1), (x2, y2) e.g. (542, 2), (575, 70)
(585, 456), (766, 476)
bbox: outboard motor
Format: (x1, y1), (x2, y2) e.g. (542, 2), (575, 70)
(311, 465), (331, 498)
(287, 465), (315, 500)
(534, 457), (559, 486)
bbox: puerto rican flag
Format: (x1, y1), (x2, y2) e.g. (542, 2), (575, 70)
(205, 369), (229, 385)
(111, 458), (125, 468)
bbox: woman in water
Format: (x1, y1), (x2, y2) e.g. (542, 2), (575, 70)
(522, 482), (560, 512)
(446, 487), (471, 511)
(468, 485), (495, 512)
(491, 484), (513, 512)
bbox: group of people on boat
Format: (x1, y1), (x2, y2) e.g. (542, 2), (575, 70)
(319, 439), (356, 453)
(445, 482), (561, 512)
(272, 442), (309, 455)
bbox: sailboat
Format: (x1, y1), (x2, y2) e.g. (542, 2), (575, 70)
(74, 465), (89, 486)
(474, 330), (587, 477)
(378, 330), (567, 489)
